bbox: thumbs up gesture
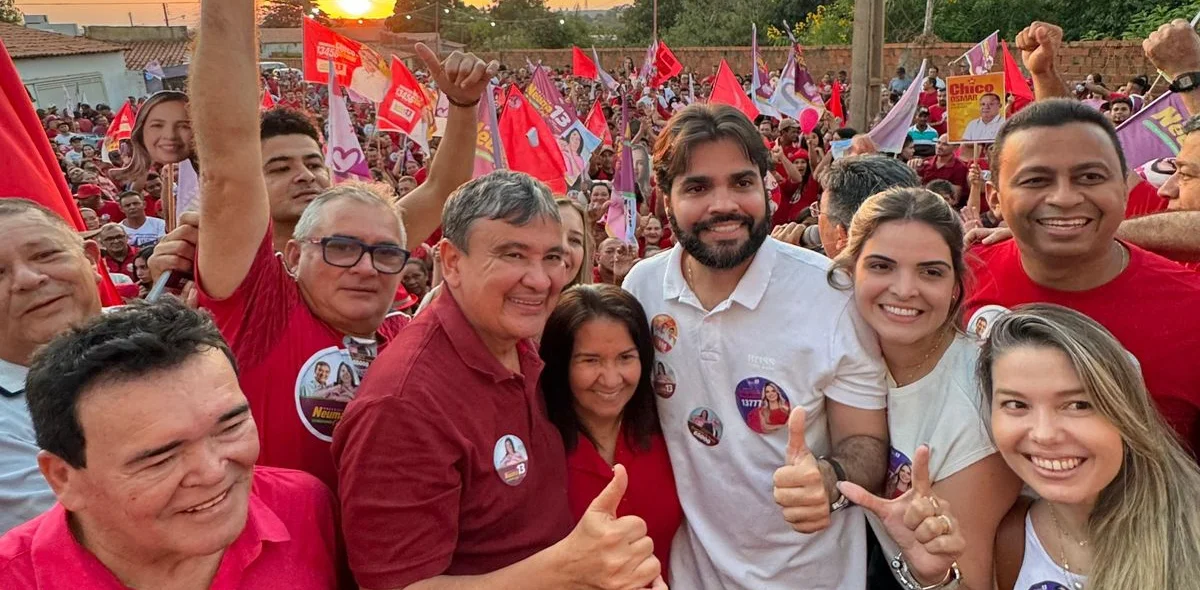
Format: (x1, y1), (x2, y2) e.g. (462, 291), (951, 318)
(837, 445), (964, 586)
(558, 464), (663, 589)
(772, 407), (834, 533)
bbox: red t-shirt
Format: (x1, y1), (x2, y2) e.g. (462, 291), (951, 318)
(0, 466), (339, 589)
(332, 291), (573, 589)
(102, 245), (138, 282)
(918, 90), (938, 108)
(567, 432), (681, 580)
(965, 240), (1200, 452)
(920, 157), (971, 203)
(197, 230), (409, 491)
(929, 104), (948, 135)
(1125, 180), (1170, 219)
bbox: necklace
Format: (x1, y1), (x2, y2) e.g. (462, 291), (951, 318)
(1048, 503), (1089, 590)
(892, 327), (949, 385)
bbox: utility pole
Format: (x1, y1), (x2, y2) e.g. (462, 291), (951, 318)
(849, 0), (885, 130)
(434, 0), (440, 55)
(652, 0), (658, 39)
(128, 11), (134, 26)
(922, 0), (934, 35)
(162, 2), (170, 26)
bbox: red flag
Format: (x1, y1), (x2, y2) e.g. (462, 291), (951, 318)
(377, 57), (428, 135)
(0, 40), (122, 306)
(499, 86), (568, 193)
(260, 86), (276, 110)
(708, 59), (759, 122)
(572, 46), (598, 80)
(829, 80), (845, 126)
(1001, 39), (1034, 114)
(651, 40), (683, 88)
(102, 101), (134, 161)
(302, 17), (390, 102)
(585, 99), (612, 146)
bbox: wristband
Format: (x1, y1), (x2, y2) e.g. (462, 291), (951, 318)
(818, 456), (852, 512)
(890, 553), (961, 590)
(446, 95), (481, 108)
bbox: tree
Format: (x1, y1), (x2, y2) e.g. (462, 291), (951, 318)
(0, 0), (23, 25)
(663, 0), (778, 47)
(258, 0), (329, 28)
(618, 0), (684, 44)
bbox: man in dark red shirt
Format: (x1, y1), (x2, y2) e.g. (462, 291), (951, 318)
(73, 183), (124, 224)
(966, 99), (1200, 453)
(334, 171), (663, 590)
(916, 134), (970, 200)
(97, 223), (137, 282)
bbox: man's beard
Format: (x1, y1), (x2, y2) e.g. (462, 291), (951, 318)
(668, 205), (770, 270)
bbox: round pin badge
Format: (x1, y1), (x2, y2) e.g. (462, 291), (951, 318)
(884, 447), (914, 499)
(651, 314), (678, 353)
(1028, 583), (1070, 590)
(734, 377), (792, 435)
(493, 435), (530, 486)
(686, 407), (723, 446)
(652, 361), (677, 399)
(968, 304), (1009, 340)
(294, 346), (360, 442)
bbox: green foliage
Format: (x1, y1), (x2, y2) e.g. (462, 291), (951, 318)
(618, 0), (684, 44)
(1109, 1), (1199, 40)
(435, 0), (593, 50)
(791, 0), (854, 45)
(662, 0), (776, 46)
(259, 0), (329, 28)
(0, 0), (22, 26)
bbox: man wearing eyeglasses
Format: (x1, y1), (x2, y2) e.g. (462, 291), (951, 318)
(187, 0), (497, 492)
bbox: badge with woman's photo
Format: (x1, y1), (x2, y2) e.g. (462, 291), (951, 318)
(342, 335), (379, 380)
(884, 447), (913, 499)
(294, 346), (361, 442)
(493, 435), (530, 486)
(652, 361), (677, 399)
(734, 377), (792, 434)
(687, 407), (723, 446)
(651, 314), (678, 353)
(1027, 583), (1070, 590)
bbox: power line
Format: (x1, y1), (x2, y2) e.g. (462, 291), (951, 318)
(17, 1), (199, 5)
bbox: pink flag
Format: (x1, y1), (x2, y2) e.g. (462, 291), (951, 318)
(593, 46), (620, 93)
(473, 82), (506, 177)
(605, 97), (638, 244)
(751, 23), (779, 118)
(868, 59), (927, 154)
(961, 31), (1000, 76)
(325, 59), (371, 183)
(1116, 91), (1189, 169)
(526, 65), (580, 135)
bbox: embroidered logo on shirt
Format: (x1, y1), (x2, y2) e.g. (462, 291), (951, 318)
(734, 377), (792, 435)
(653, 361), (677, 399)
(493, 435), (530, 486)
(884, 447), (914, 499)
(687, 407), (723, 446)
(651, 314), (678, 353)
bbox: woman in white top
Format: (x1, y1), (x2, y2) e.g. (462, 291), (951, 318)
(828, 187), (1022, 589)
(979, 304), (1200, 590)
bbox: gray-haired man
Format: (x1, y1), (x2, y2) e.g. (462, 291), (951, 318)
(334, 170), (664, 590)
(816, 155), (922, 258)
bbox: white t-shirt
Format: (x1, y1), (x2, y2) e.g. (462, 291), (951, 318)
(962, 116), (1005, 142)
(622, 238), (888, 589)
(1012, 510), (1087, 590)
(121, 216), (167, 248)
(867, 335), (997, 570)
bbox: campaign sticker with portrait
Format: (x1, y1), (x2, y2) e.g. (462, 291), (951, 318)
(734, 377), (792, 435)
(687, 407), (723, 446)
(651, 314), (678, 353)
(883, 447), (914, 499)
(652, 361), (677, 399)
(294, 346), (362, 442)
(493, 435), (530, 486)
(947, 73), (1007, 144)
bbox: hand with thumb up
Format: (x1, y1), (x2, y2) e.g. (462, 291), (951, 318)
(836, 445), (964, 586)
(555, 464), (664, 590)
(772, 407), (834, 534)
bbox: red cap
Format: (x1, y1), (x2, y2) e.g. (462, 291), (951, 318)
(393, 284), (419, 311)
(787, 148), (808, 162)
(74, 183), (103, 198)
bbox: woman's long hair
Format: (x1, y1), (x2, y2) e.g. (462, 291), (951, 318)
(978, 304), (1200, 590)
(556, 198), (593, 287)
(539, 284), (660, 453)
(110, 91), (195, 184)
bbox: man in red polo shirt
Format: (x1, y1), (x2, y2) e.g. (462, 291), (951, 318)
(1, 302), (339, 589)
(334, 171), (663, 590)
(73, 183), (123, 224)
(913, 134), (970, 199)
(178, 0), (494, 492)
(965, 99), (1200, 453)
(96, 223), (137, 282)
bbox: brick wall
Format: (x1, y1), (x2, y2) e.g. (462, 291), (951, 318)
(477, 41), (1155, 87)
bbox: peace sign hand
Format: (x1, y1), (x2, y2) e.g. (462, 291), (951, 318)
(836, 445), (964, 586)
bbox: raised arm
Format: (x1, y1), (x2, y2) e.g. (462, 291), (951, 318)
(1016, 22), (1071, 101)
(1144, 19), (1200, 117)
(191, 0), (270, 299)
(1118, 210), (1200, 260)
(396, 45), (498, 251)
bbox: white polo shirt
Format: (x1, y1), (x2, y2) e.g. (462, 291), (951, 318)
(0, 359), (56, 534)
(622, 238), (887, 589)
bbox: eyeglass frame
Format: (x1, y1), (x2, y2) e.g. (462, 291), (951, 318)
(300, 236), (410, 274)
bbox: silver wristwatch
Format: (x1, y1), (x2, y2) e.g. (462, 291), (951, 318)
(890, 553), (961, 590)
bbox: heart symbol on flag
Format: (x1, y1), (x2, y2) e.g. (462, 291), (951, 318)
(330, 147), (364, 172)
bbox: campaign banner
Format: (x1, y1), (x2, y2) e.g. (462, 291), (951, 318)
(751, 23), (779, 119)
(947, 73), (1006, 144)
(869, 60), (928, 153)
(526, 65), (580, 136)
(961, 31), (999, 76)
(1116, 91), (1189, 169)
(376, 57), (427, 136)
(302, 18), (391, 103)
(473, 83), (506, 177)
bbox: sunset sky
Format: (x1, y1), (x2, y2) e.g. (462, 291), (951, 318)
(14, 0), (625, 28)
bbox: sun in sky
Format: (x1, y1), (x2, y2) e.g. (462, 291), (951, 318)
(319, 0), (394, 19)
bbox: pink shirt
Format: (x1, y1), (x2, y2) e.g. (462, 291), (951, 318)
(0, 466), (339, 589)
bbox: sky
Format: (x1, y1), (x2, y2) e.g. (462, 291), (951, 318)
(14, 0), (626, 28)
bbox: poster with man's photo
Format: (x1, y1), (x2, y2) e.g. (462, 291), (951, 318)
(947, 73), (1007, 144)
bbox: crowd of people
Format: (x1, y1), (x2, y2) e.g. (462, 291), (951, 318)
(4, 1), (1200, 588)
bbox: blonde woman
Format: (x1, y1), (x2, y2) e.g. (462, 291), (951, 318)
(556, 197), (593, 287)
(981, 304), (1200, 590)
(828, 187), (1021, 589)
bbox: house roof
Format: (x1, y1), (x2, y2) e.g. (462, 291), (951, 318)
(0, 22), (125, 59)
(123, 37), (193, 70)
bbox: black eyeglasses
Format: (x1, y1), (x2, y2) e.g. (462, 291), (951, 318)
(302, 236), (409, 274)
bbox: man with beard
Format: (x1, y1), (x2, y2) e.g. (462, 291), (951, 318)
(621, 104), (889, 588)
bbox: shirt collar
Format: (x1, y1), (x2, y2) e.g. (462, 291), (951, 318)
(0, 358), (28, 398)
(660, 238), (778, 312)
(432, 289), (541, 384)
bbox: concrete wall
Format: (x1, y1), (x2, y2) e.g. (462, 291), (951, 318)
(86, 25), (189, 43)
(16, 52), (139, 109)
(477, 40), (1156, 87)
